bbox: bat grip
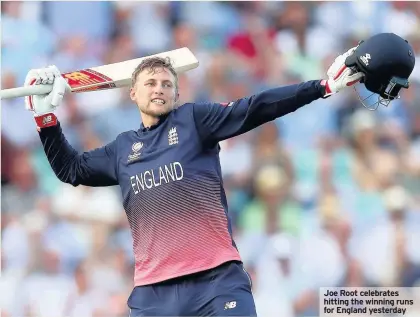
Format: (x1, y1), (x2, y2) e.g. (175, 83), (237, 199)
(0, 85), (53, 100)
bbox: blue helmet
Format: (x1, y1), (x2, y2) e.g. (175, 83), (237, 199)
(345, 33), (416, 110)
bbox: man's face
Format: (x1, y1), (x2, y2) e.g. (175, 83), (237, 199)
(130, 67), (178, 118)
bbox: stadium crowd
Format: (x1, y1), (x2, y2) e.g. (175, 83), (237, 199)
(2, 1), (420, 316)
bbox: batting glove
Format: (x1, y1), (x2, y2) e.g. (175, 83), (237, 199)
(24, 65), (68, 129)
(322, 47), (364, 97)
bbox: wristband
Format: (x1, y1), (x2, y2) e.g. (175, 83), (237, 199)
(34, 113), (58, 128)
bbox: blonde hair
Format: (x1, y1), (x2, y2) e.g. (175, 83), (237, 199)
(131, 56), (178, 93)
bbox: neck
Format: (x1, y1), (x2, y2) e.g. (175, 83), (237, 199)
(140, 112), (160, 128)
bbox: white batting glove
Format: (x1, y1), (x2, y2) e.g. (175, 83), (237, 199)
(322, 47), (364, 97)
(24, 65), (68, 128)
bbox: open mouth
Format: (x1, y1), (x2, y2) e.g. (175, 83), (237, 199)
(151, 98), (166, 105)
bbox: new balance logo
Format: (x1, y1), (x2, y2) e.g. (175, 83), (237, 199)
(224, 301), (237, 310)
(42, 115), (52, 125)
(168, 127), (178, 145)
(360, 53), (371, 66)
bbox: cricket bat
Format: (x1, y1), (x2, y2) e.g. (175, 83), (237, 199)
(0, 47), (199, 100)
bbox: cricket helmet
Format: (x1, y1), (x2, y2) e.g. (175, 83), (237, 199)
(345, 33), (416, 111)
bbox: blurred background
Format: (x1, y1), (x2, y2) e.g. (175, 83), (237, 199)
(2, 1), (420, 317)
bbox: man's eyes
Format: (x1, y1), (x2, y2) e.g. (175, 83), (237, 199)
(145, 82), (172, 87)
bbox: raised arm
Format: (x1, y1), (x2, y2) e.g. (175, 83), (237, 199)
(192, 80), (324, 144)
(192, 47), (363, 145)
(24, 65), (118, 187)
(38, 123), (118, 187)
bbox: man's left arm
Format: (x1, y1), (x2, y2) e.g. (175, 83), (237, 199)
(192, 80), (324, 144)
(192, 47), (363, 145)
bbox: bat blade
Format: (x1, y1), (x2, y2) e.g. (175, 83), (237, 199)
(63, 47), (199, 93)
(0, 47), (199, 99)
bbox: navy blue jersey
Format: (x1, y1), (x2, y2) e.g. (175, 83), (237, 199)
(38, 80), (324, 286)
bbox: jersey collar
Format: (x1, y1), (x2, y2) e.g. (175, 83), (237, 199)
(139, 113), (170, 133)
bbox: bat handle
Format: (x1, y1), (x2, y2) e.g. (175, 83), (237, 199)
(0, 85), (53, 100)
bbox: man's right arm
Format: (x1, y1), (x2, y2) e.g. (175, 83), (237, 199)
(23, 65), (119, 187)
(38, 122), (119, 187)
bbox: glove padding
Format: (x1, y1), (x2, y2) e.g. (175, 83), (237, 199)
(24, 65), (68, 128)
(323, 47), (364, 97)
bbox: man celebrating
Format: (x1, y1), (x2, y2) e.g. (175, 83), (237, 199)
(24, 47), (363, 316)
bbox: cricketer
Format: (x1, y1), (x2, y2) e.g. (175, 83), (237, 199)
(23, 46), (363, 316)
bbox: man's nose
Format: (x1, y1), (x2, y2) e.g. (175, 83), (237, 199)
(153, 84), (164, 94)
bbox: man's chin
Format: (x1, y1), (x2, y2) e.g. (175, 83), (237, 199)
(143, 108), (171, 118)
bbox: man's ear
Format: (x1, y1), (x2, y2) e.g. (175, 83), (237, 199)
(175, 92), (180, 102)
(130, 87), (136, 101)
